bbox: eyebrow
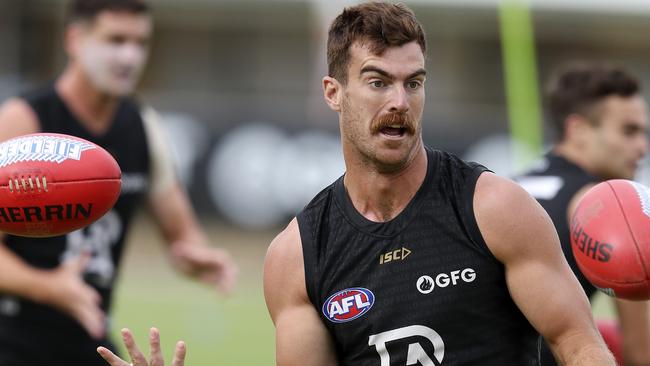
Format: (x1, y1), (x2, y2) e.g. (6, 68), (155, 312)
(360, 66), (426, 80)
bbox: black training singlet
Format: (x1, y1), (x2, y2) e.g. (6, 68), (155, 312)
(298, 148), (539, 366)
(516, 152), (599, 366)
(0, 84), (150, 365)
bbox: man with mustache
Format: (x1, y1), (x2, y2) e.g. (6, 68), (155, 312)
(0, 0), (237, 365)
(96, 2), (617, 366)
(261, 2), (616, 365)
(517, 63), (650, 365)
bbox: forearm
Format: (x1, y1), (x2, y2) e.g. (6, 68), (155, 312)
(149, 182), (207, 246)
(556, 343), (616, 365)
(0, 243), (51, 303)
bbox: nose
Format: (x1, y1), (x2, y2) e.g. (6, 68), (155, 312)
(388, 86), (409, 114)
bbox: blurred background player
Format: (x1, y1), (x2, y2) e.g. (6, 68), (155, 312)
(0, 0), (237, 365)
(517, 63), (650, 365)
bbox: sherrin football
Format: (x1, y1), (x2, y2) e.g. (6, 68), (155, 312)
(570, 179), (650, 300)
(0, 133), (121, 237)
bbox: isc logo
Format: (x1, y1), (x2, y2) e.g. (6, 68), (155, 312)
(379, 247), (411, 264)
(322, 287), (375, 323)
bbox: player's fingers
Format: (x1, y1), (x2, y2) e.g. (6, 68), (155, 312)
(149, 327), (164, 366)
(171, 341), (186, 366)
(122, 328), (148, 365)
(97, 346), (130, 366)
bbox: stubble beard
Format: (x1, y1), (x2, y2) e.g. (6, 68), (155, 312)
(340, 96), (421, 175)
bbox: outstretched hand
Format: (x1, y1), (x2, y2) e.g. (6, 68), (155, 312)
(97, 328), (186, 366)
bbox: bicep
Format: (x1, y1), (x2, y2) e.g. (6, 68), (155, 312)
(475, 174), (598, 350)
(274, 302), (338, 366)
(264, 220), (337, 366)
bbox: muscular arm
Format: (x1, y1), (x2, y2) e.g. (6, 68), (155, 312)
(475, 173), (615, 365)
(264, 218), (338, 366)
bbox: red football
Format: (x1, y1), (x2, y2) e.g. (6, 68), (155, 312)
(0, 133), (121, 237)
(570, 179), (650, 300)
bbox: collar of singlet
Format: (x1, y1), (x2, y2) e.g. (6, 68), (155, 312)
(333, 147), (437, 238)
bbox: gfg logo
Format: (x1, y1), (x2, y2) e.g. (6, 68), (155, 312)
(417, 268), (476, 294)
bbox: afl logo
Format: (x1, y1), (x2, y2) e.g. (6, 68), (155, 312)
(322, 287), (374, 323)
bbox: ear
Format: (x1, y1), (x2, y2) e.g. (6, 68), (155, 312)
(564, 113), (593, 145)
(323, 76), (343, 112)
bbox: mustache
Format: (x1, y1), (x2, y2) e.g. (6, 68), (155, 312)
(371, 113), (416, 134)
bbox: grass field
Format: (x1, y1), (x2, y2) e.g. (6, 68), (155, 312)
(109, 215), (276, 365)
(108, 215), (620, 366)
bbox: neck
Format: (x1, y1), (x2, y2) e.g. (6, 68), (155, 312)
(343, 142), (428, 222)
(55, 64), (119, 135)
(553, 141), (601, 178)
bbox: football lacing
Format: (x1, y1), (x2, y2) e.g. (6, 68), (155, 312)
(7, 175), (48, 193)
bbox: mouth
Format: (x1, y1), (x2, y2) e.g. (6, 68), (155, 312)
(379, 124), (408, 138)
(114, 69), (134, 79)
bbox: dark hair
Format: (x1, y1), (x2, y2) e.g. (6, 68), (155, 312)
(65, 0), (150, 24)
(327, 2), (426, 84)
(546, 62), (640, 141)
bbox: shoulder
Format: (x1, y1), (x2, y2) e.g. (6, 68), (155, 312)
(264, 218), (309, 314)
(0, 97), (40, 140)
(475, 172), (534, 212)
(474, 173), (559, 261)
(265, 218), (303, 280)
(266, 218), (302, 266)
